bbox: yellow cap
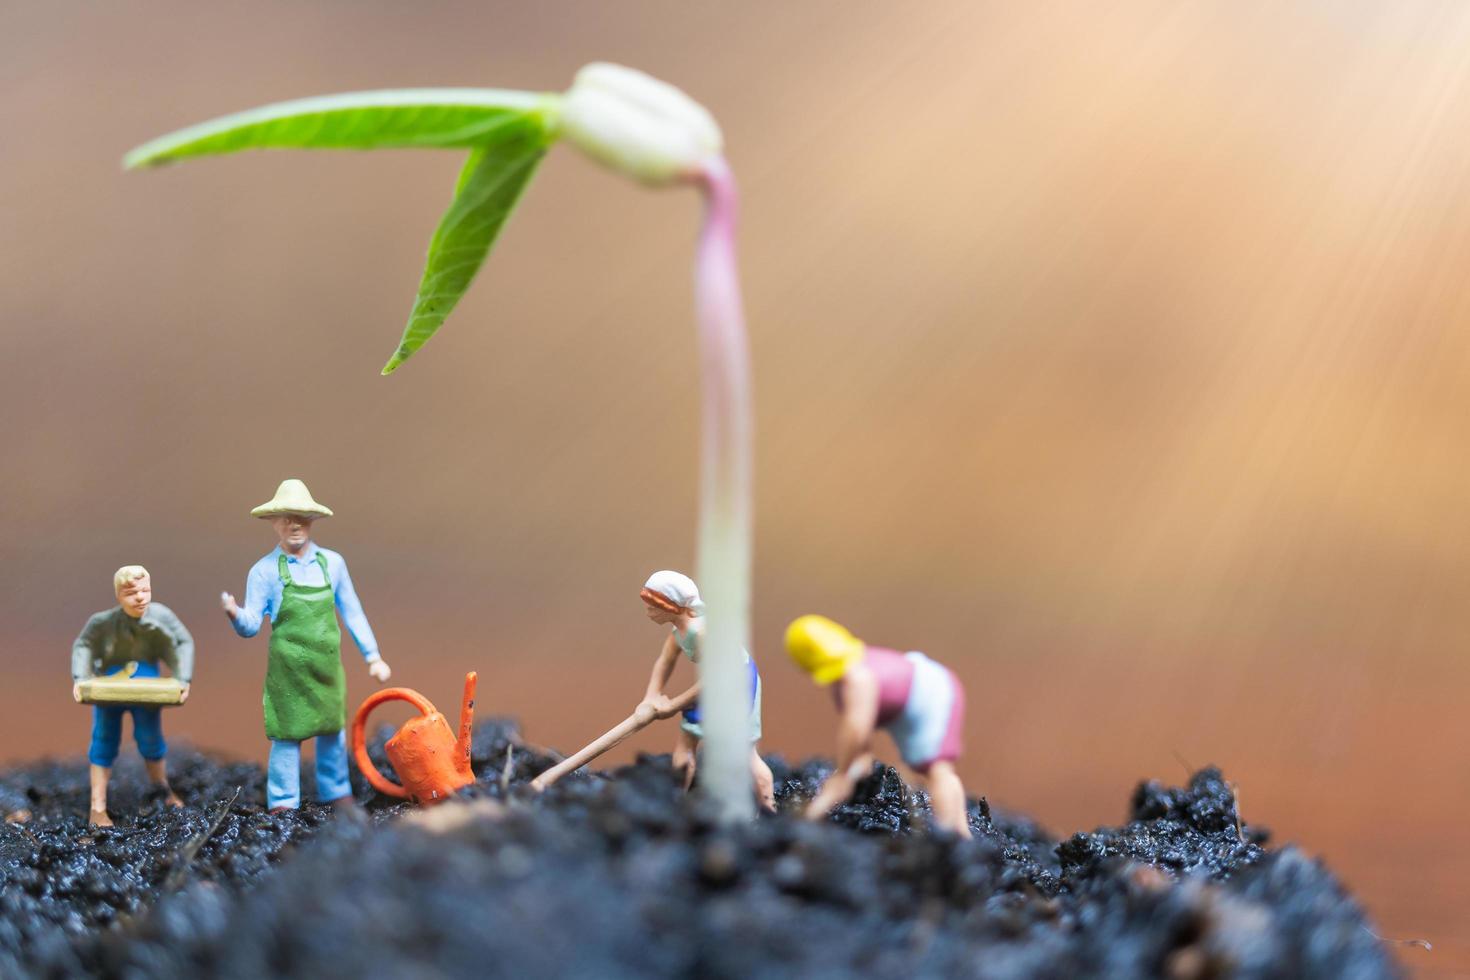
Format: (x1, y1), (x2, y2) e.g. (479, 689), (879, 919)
(785, 615), (865, 686)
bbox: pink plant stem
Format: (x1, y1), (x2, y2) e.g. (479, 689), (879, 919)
(691, 155), (754, 822)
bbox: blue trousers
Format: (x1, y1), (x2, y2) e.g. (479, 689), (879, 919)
(267, 731), (351, 809)
(88, 661), (167, 767)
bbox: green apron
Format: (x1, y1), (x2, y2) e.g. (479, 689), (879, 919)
(263, 552), (347, 740)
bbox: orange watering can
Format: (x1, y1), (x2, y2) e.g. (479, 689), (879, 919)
(351, 672), (477, 806)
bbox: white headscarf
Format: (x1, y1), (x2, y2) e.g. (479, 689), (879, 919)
(642, 570), (704, 614)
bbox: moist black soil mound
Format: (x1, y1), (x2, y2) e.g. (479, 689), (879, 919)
(0, 720), (1398, 979)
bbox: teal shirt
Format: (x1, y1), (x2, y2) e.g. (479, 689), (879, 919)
(672, 619), (752, 666)
(72, 603), (195, 683)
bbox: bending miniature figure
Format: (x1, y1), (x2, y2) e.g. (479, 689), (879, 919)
(785, 615), (971, 837)
(220, 480), (392, 814)
(72, 565), (193, 826)
(638, 571), (775, 811)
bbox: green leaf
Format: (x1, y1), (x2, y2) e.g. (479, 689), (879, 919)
(381, 124), (550, 374)
(124, 89), (559, 169)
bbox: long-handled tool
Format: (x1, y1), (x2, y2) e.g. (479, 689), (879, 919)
(529, 710), (655, 792)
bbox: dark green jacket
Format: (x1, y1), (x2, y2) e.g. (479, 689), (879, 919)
(71, 603), (194, 683)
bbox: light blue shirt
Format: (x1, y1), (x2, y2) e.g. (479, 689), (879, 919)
(229, 543), (381, 662)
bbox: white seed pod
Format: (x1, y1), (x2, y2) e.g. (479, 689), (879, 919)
(560, 62), (723, 185)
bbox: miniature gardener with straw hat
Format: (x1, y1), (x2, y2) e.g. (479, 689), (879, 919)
(221, 480), (392, 814)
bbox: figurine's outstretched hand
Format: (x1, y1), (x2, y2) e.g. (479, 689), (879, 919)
(72, 682), (82, 703)
(220, 592), (240, 620)
(803, 781), (849, 822)
(180, 684), (190, 704)
(368, 659), (392, 683)
(803, 753), (874, 822)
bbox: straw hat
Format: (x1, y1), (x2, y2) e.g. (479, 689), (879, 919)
(250, 479), (334, 519)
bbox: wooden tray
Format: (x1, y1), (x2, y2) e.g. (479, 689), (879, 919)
(76, 676), (185, 707)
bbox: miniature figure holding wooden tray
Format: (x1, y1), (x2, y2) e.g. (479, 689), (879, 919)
(72, 565), (194, 826)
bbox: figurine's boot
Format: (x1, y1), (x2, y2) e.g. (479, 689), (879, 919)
(89, 764), (114, 826)
(144, 758), (184, 808)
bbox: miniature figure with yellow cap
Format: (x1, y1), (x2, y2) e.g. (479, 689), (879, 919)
(786, 614), (971, 836)
(221, 479), (392, 814)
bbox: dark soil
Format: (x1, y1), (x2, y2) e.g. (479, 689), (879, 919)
(0, 720), (1399, 978)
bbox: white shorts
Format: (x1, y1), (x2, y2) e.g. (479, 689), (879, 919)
(886, 652), (960, 771)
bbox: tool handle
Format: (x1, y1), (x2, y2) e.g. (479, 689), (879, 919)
(530, 711), (652, 791)
(350, 688), (437, 799)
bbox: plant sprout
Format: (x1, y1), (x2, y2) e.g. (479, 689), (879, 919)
(126, 63), (756, 822)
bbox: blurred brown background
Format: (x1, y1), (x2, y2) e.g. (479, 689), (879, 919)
(2, 0), (1467, 972)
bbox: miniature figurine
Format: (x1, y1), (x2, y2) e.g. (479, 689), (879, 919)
(220, 480), (392, 814)
(637, 571), (774, 811)
(785, 615), (971, 837)
(529, 571), (775, 810)
(72, 565), (193, 826)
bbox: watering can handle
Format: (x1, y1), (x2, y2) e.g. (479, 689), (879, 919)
(350, 687), (438, 799)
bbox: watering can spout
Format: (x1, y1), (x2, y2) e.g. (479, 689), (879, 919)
(456, 671), (478, 777)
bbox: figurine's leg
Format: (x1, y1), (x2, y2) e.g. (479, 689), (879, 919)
(314, 731), (354, 809)
(672, 726), (699, 791)
(87, 705), (123, 825)
(747, 673), (773, 811)
(87, 766), (112, 827)
(141, 759), (183, 807)
(133, 707), (182, 807)
(267, 739), (302, 812)
(922, 761), (971, 838)
(750, 748), (776, 813)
